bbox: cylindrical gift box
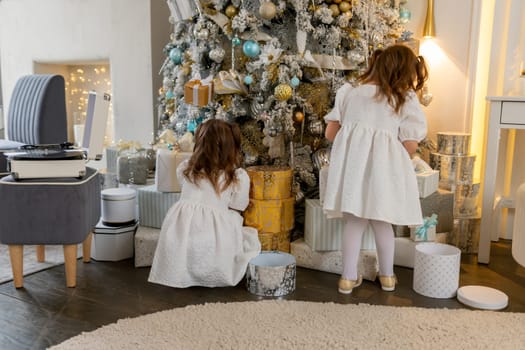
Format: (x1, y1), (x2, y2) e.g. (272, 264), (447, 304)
(454, 183), (480, 217)
(413, 243), (461, 298)
(448, 217), (480, 254)
(436, 132), (471, 155)
(246, 166), (293, 200)
(101, 188), (137, 225)
(429, 153), (476, 190)
(246, 251), (296, 297)
(258, 231), (291, 252)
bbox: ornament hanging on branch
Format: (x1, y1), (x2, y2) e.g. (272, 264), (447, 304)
(259, 1), (277, 20)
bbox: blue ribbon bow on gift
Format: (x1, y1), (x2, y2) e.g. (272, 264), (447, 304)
(415, 214), (438, 241)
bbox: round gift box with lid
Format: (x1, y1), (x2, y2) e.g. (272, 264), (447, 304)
(246, 251), (296, 297)
(101, 188), (137, 225)
(436, 132), (471, 155)
(413, 242), (461, 298)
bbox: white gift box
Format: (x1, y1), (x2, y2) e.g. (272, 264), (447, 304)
(137, 185), (180, 228)
(155, 149), (192, 192)
(410, 225), (436, 242)
(416, 170), (439, 198)
(394, 234), (448, 268)
(91, 220), (138, 261)
(291, 238), (378, 281)
(304, 199), (376, 251)
(413, 243), (461, 298)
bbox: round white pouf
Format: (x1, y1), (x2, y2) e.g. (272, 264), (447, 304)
(457, 285), (508, 310)
(413, 242), (461, 298)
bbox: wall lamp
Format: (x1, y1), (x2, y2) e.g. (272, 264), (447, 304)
(423, 0), (435, 38)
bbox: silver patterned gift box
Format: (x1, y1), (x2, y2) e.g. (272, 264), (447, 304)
(134, 225), (160, 267)
(454, 183), (480, 218)
(448, 217), (480, 254)
(304, 199), (376, 251)
(246, 251), (296, 297)
(430, 152), (476, 191)
(137, 185), (180, 228)
(290, 238), (378, 281)
(436, 132), (471, 155)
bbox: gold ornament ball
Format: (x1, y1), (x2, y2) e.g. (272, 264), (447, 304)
(293, 111), (305, 123)
(158, 87), (165, 95)
(339, 1), (351, 13)
(274, 84), (293, 101)
(329, 4), (340, 17)
(259, 2), (277, 20)
(225, 5), (238, 18)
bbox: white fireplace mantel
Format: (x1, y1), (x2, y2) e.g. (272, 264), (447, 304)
(0, 0), (170, 146)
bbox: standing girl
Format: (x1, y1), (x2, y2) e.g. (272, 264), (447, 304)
(149, 119), (261, 288)
(323, 44), (429, 294)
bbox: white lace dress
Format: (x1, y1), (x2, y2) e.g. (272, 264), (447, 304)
(323, 83), (427, 226)
(148, 160), (261, 288)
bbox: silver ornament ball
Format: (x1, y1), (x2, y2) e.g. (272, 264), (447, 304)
(209, 47), (226, 63)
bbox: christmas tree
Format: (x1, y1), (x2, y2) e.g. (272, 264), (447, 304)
(158, 0), (407, 198)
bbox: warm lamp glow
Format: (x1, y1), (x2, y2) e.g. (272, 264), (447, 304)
(423, 0), (436, 38)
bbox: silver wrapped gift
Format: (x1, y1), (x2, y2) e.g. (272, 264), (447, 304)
(436, 132), (471, 155)
(246, 251), (296, 297)
(430, 153), (476, 190)
(454, 183), (480, 218)
(448, 217), (480, 254)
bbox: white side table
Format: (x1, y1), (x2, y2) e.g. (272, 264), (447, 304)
(479, 96), (525, 263)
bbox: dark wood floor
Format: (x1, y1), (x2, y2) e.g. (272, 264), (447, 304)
(0, 240), (524, 349)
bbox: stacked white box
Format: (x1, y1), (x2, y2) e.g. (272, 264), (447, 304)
(304, 199), (376, 251)
(290, 238), (378, 281)
(91, 220), (138, 261)
(137, 185), (180, 228)
(416, 170), (439, 198)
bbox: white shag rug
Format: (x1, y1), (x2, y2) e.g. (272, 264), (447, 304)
(0, 244), (82, 284)
(49, 300), (525, 350)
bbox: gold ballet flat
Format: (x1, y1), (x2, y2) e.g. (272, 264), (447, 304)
(338, 275), (363, 294)
(379, 275), (397, 291)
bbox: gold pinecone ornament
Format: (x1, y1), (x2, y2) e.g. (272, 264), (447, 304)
(274, 83), (293, 101)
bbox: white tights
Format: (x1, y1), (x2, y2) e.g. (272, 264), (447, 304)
(342, 213), (395, 280)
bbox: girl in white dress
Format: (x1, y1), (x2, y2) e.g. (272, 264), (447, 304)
(323, 45), (429, 294)
(148, 119), (261, 288)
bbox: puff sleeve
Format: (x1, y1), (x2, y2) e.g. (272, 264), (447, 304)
(324, 83), (353, 123)
(229, 168), (251, 211)
(398, 91), (427, 143)
(176, 159), (189, 185)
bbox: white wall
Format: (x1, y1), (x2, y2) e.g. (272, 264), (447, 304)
(0, 0), (169, 146)
(405, 0), (475, 140)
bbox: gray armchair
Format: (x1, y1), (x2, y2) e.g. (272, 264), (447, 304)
(0, 74), (68, 173)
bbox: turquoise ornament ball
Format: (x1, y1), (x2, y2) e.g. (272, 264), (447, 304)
(242, 40), (260, 58)
(165, 90), (174, 99)
(399, 8), (411, 23)
(187, 120), (197, 133)
(169, 47), (183, 64)
(244, 75), (253, 85)
(290, 76), (300, 88)
(232, 36), (241, 46)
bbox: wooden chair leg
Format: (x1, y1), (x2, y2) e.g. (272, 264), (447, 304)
(8, 245), (24, 288)
(63, 244), (77, 288)
(82, 232), (93, 263)
(36, 245), (45, 262)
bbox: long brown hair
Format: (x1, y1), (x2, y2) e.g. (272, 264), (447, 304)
(183, 119), (242, 195)
(358, 44), (429, 113)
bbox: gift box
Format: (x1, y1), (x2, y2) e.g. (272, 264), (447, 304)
(134, 225), (160, 267)
(155, 149), (192, 192)
(448, 217), (480, 254)
(258, 231), (291, 253)
(212, 70), (248, 95)
(304, 199), (376, 251)
(319, 165), (329, 205)
(246, 165), (293, 200)
(244, 197), (294, 233)
(416, 170), (439, 198)
(420, 189), (454, 233)
(91, 220), (138, 262)
(137, 185), (181, 228)
(105, 146), (119, 174)
(290, 238), (378, 281)
(410, 214), (438, 242)
(394, 233), (448, 268)
(184, 78), (213, 107)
